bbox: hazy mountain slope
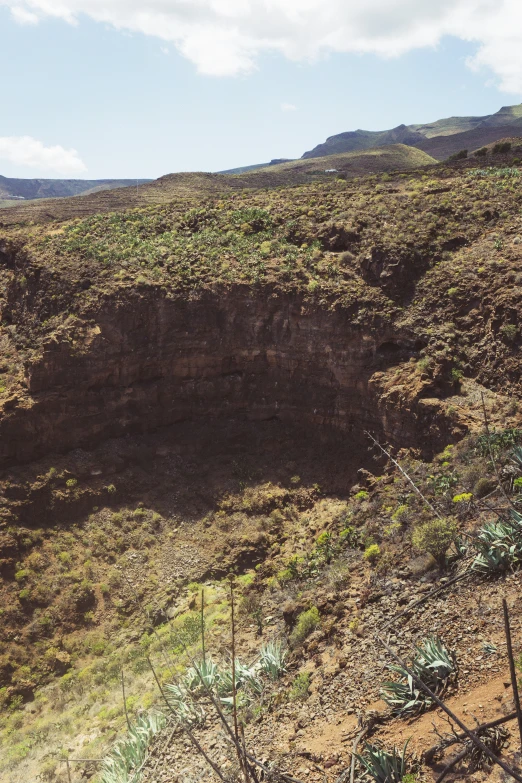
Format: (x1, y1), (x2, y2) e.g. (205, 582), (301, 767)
(0, 144), (436, 225)
(0, 174), (152, 201)
(416, 118), (522, 159)
(301, 125), (426, 158)
(302, 103), (522, 160)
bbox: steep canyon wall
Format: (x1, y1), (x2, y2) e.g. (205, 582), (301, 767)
(0, 288), (445, 467)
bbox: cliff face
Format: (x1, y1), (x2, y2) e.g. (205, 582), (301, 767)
(0, 287), (450, 468)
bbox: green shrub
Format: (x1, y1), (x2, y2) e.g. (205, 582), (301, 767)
(339, 525), (359, 547)
(411, 518), (458, 567)
(364, 544), (381, 564)
(289, 607), (320, 647)
(66, 478), (77, 488)
(473, 477), (496, 498)
(449, 149), (468, 160)
(354, 490), (369, 501)
(500, 324), (518, 342)
(289, 672), (310, 701)
(452, 492), (472, 504)
(475, 147), (488, 157)
(493, 142), (511, 155)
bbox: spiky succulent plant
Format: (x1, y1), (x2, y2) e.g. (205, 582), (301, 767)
(356, 741), (412, 783)
(99, 711), (166, 783)
(259, 640), (288, 680)
(381, 636), (457, 717)
(472, 510), (522, 574)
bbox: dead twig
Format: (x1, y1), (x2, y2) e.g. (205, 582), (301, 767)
(147, 656), (228, 783)
(503, 598), (522, 750)
(365, 431), (441, 519)
(480, 392), (514, 509)
(229, 576), (249, 783)
(201, 588), (206, 665)
(435, 747), (469, 783)
(121, 668), (131, 732)
(424, 710), (518, 762)
(349, 727), (367, 783)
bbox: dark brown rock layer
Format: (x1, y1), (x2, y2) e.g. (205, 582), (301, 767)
(0, 288), (450, 468)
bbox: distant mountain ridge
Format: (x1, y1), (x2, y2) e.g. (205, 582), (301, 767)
(0, 175), (152, 202)
(302, 103), (522, 161)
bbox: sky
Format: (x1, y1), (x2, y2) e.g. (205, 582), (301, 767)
(1, 0), (522, 180)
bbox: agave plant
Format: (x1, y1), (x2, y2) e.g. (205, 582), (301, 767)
(99, 711), (166, 783)
(259, 640), (287, 680)
(472, 512), (522, 574)
(216, 659), (263, 704)
(511, 445), (522, 470)
(165, 682), (205, 725)
(381, 637), (457, 717)
(356, 741), (410, 783)
(183, 657), (220, 694)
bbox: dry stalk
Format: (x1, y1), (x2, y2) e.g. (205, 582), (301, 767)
(147, 655), (228, 783)
(480, 392), (515, 509)
(365, 431), (442, 519)
(121, 668), (131, 732)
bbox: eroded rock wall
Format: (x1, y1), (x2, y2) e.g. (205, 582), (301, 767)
(0, 288), (445, 467)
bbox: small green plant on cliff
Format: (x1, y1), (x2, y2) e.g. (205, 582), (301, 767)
(364, 543), (381, 564)
(289, 672), (310, 702)
(500, 324), (518, 342)
(289, 607), (320, 648)
(411, 517), (458, 568)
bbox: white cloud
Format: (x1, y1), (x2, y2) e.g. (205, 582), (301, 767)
(3, 0), (522, 91)
(10, 5), (38, 23)
(281, 103), (297, 112)
(0, 136), (87, 175)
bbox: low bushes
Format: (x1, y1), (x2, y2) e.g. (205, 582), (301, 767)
(289, 607), (320, 648)
(411, 517), (458, 567)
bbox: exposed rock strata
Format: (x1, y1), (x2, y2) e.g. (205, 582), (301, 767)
(0, 289), (451, 467)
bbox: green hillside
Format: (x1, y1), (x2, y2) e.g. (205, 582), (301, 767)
(0, 144), (436, 226)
